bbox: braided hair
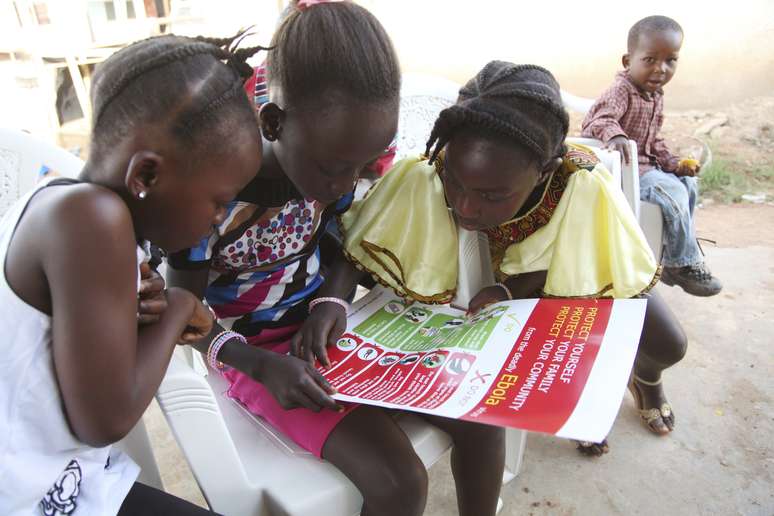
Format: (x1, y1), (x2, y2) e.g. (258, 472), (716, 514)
(267, 1), (400, 108)
(426, 62), (569, 167)
(90, 32), (268, 159)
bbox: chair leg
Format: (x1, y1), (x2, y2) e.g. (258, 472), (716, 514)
(502, 429), (527, 484)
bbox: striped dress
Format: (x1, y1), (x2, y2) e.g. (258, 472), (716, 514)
(169, 175), (352, 337)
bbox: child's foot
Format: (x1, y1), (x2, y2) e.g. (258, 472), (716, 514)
(575, 439), (609, 456)
(627, 375), (675, 435)
(660, 263), (722, 297)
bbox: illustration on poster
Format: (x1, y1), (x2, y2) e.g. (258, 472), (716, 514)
(337, 337), (358, 351)
(422, 353), (445, 368)
(357, 347), (379, 361)
(404, 307), (430, 324)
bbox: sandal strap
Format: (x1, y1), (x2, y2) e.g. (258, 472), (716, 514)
(638, 403), (673, 424)
(633, 374), (663, 386)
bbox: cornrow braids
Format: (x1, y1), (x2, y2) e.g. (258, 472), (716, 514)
(90, 32), (268, 161)
(426, 62), (570, 167)
(267, 1), (400, 108)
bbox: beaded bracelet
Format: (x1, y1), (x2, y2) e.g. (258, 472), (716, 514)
(494, 282), (513, 300)
(308, 296), (350, 314)
(206, 330), (246, 372)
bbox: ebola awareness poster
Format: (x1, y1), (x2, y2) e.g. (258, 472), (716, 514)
(319, 287), (647, 443)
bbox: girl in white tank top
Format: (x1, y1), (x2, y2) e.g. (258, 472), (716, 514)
(0, 30), (264, 515)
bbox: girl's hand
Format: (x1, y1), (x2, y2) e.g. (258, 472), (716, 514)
(255, 353), (341, 412)
(290, 302), (347, 368)
(468, 285), (509, 315)
(138, 262), (167, 325)
(177, 295), (214, 344)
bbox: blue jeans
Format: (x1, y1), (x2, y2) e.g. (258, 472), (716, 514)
(639, 168), (701, 267)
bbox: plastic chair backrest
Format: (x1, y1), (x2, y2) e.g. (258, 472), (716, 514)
(395, 73), (460, 160)
(0, 127), (82, 216)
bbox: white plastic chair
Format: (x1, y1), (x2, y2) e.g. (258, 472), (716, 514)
(561, 91), (665, 261)
(394, 73), (462, 161)
(0, 127), (83, 215)
(0, 127), (164, 490)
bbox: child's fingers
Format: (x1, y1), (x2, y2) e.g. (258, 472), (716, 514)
(139, 274), (165, 295)
(621, 143), (631, 165)
(288, 391), (321, 412)
(302, 377), (340, 412)
(302, 331), (317, 365)
(313, 341), (330, 369)
(327, 317), (347, 348)
(309, 367), (338, 396)
(289, 332), (303, 358)
(139, 298), (167, 315)
(137, 313), (161, 325)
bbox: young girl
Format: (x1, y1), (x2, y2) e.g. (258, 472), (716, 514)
(0, 35), (264, 514)
(166, 2), (431, 516)
(327, 62), (685, 470)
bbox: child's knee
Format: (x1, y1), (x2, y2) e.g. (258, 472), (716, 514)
(364, 452), (428, 514)
(667, 326), (688, 365)
(650, 325), (688, 367)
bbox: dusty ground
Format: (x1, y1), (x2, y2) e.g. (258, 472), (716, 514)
(144, 204), (774, 516)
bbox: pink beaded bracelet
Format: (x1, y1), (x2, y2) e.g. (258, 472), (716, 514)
(206, 330), (246, 372)
(308, 296), (350, 314)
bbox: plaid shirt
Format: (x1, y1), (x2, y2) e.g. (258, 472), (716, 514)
(581, 71), (678, 174)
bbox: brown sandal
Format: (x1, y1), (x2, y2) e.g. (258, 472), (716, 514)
(628, 374), (674, 435)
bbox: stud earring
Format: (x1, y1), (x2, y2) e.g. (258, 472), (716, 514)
(138, 191), (147, 200)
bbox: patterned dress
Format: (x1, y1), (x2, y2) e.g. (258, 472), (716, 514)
(169, 175), (352, 336)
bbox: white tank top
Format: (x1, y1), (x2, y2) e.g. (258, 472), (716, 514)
(0, 180), (140, 515)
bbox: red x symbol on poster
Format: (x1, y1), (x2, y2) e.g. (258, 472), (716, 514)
(472, 370), (492, 385)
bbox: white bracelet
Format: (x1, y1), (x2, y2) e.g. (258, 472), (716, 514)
(308, 296), (350, 314)
(207, 330), (245, 372)
(494, 282), (513, 300)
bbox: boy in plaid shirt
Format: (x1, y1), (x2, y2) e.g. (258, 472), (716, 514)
(582, 15), (721, 296)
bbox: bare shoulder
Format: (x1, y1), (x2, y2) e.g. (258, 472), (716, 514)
(29, 182), (137, 271)
(27, 183), (134, 249)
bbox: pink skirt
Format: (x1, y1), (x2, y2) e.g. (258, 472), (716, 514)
(223, 325), (359, 458)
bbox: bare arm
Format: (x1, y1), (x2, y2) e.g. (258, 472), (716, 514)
(41, 188), (199, 447)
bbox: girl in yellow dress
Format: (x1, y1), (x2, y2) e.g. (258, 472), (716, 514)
(304, 62), (687, 460)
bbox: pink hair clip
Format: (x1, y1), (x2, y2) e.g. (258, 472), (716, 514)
(296, 0), (345, 10)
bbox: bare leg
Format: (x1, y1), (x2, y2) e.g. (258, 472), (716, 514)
(631, 290), (688, 433)
(322, 406), (428, 516)
(419, 415), (504, 516)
